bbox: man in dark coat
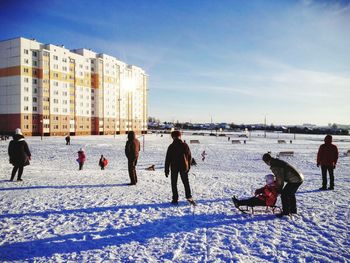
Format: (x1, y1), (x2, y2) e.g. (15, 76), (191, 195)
(125, 131), (140, 185)
(317, 134), (338, 190)
(65, 135), (71, 145)
(165, 130), (194, 205)
(8, 128), (31, 181)
(263, 153), (304, 217)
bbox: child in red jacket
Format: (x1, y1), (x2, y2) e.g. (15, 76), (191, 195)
(232, 174), (278, 208)
(77, 148), (86, 170)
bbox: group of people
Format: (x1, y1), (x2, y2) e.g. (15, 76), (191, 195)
(7, 128), (339, 217)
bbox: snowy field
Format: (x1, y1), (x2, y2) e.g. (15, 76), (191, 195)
(0, 132), (349, 262)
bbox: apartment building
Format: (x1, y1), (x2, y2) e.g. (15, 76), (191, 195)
(0, 37), (148, 136)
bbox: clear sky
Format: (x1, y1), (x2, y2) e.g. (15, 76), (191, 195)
(1, 0), (349, 125)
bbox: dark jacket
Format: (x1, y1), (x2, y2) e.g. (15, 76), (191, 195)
(8, 134), (31, 166)
(269, 158), (304, 191)
(125, 132), (140, 160)
(317, 135), (338, 167)
(165, 138), (192, 173)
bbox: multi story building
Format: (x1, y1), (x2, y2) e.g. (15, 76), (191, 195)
(0, 37), (148, 136)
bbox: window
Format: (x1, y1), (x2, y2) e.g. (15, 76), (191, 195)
(33, 124), (37, 129)
(33, 61), (38, 66)
(34, 88), (38, 94)
(63, 100), (67, 105)
(54, 108), (59, 113)
(23, 68), (29, 73)
(24, 115), (29, 120)
(33, 97), (37, 102)
(33, 79), (37, 84)
(54, 81), (58, 86)
(53, 73), (58, 78)
(24, 106), (29, 111)
(53, 99), (59, 104)
(54, 90), (59, 95)
(24, 87), (29, 92)
(54, 64), (58, 69)
(62, 58), (67, 63)
(24, 49), (29, 54)
(24, 96), (29, 101)
(32, 51), (37, 57)
(43, 51), (49, 57)
(33, 106), (37, 111)
(24, 59), (29, 64)
(53, 55), (58, 60)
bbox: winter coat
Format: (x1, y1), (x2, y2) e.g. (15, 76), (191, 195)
(255, 182), (278, 207)
(317, 135), (338, 167)
(8, 134), (31, 167)
(125, 132), (140, 160)
(269, 158), (304, 191)
(77, 151), (86, 163)
(165, 138), (192, 173)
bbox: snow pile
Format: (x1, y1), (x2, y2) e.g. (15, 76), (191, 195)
(0, 134), (349, 262)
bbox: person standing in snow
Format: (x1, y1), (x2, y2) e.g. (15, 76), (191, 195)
(165, 130), (195, 205)
(262, 153), (304, 217)
(65, 135), (71, 145)
(8, 128), (31, 181)
(77, 148), (86, 170)
(99, 155), (108, 170)
(125, 131), (140, 185)
(317, 134), (338, 190)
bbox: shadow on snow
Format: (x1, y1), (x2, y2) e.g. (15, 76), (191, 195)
(0, 197), (275, 261)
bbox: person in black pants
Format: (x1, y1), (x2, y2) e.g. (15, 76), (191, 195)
(125, 131), (140, 185)
(165, 130), (195, 205)
(263, 153), (304, 217)
(8, 128), (31, 181)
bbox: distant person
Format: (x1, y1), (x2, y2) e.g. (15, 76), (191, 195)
(125, 131), (140, 185)
(263, 153), (304, 217)
(201, 150), (207, 161)
(232, 174), (278, 208)
(165, 130), (195, 205)
(8, 128), (31, 181)
(317, 135), (338, 190)
(77, 148), (86, 170)
(99, 155), (108, 170)
(65, 135), (70, 145)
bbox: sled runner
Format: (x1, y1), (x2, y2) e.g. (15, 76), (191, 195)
(232, 197), (281, 215)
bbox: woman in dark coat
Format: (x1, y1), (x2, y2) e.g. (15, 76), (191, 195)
(8, 128), (31, 181)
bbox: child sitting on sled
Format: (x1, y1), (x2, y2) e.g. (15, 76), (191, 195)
(232, 174), (278, 208)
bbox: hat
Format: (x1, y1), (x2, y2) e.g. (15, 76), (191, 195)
(262, 153), (272, 162)
(80, 148), (84, 152)
(15, 128), (22, 135)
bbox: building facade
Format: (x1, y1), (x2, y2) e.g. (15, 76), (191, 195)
(0, 37), (148, 136)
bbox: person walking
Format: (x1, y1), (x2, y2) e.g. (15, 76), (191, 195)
(317, 134), (338, 190)
(77, 148), (86, 170)
(8, 128), (31, 181)
(125, 131), (140, 185)
(65, 135), (71, 145)
(165, 130), (195, 205)
(262, 153), (304, 217)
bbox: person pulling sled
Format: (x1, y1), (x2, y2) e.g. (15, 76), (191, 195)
(232, 174), (279, 214)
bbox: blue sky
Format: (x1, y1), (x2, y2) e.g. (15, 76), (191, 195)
(1, 0), (349, 125)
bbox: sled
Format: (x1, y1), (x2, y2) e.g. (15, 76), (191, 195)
(235, 205), (281, 215)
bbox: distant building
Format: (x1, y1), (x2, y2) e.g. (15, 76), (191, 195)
(0, 37), (148, 136)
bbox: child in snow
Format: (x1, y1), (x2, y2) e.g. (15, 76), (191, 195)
(77, 148), (86, 170)
(99, 155), (108, 170)
(232, 174), (278, 208)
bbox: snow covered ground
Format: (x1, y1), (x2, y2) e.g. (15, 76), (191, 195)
(0, 132), (349, 262)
